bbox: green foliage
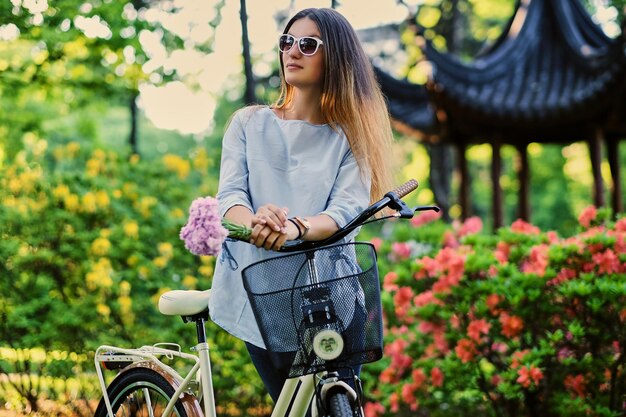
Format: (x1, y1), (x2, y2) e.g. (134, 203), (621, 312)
(362, 211), (626, 417)
(0, 136), (271, 414)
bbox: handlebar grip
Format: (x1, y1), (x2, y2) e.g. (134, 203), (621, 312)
(390, 179), (419, 198)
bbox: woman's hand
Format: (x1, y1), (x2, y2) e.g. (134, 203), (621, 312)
(250, 204), (297, 250)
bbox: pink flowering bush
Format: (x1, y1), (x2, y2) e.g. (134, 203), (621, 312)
(362, 206), (626, 417)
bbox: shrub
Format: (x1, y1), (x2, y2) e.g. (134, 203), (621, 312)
(363, 209), (626, 417)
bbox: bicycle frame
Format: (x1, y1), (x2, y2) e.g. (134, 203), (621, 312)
(95, 340), (324, 417)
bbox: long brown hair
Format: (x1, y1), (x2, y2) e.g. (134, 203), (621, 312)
(274, 8), (394, 202)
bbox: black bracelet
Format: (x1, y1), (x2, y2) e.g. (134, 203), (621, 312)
(288, 218), (303, 240)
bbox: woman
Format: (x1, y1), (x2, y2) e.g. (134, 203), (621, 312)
(209, 7), (394, 403)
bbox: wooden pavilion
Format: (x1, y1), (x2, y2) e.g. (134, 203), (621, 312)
(377, 0), (626, 227)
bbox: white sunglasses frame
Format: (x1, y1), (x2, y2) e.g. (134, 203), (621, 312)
(278, 34), (324, 56)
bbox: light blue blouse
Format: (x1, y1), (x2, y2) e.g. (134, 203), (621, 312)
(209, 106), (371, 348)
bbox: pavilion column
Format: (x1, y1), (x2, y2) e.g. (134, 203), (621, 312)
(589, 129), (605, 207)
(456, 142), (471, 219)
(492, 141), (503, 229)
(516, 143), (530, 221)
(607, 136), (623, 215)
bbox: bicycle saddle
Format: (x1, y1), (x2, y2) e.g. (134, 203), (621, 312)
(158, 289), (211, 316)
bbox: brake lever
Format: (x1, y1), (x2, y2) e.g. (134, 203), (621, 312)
(412, 205), (441, 213)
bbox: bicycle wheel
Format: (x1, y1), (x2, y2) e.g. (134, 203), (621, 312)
(94, 366), (201, 417)
(327, 389), (353, 417)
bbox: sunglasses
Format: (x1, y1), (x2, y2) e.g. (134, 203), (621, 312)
(278, 34), (324, 56)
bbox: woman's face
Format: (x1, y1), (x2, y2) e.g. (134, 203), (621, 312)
(281, 17), (325, 91)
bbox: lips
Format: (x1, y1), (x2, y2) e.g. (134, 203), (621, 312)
(286, 63), (303, 70)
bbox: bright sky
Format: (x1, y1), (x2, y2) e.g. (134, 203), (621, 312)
(139, 0), (413, 134)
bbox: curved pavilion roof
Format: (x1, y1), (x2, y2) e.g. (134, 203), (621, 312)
(429, 0), (626, 141)
(379, 0), (626, 144)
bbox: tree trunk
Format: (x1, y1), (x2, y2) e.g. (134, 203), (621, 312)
(240, 0), (256, 105)
(129, 90), (139, 155)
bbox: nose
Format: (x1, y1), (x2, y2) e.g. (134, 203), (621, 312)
(287, 42), (302, 58)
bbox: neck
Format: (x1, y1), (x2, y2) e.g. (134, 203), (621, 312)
(283, 88), (323, 124)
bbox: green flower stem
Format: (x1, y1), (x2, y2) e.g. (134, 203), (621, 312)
(222, 218), (252, 241)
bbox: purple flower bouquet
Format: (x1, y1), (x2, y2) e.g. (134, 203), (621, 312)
(180, 196), (251, 256)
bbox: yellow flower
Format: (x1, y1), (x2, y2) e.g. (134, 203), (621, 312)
(113, 189), (122, 199)
(170, 208), (184, 219)
(95, 190), (110, 209)
(82, 192), (97, 213)
(182, 275), (198, 289)
(8, 178), (21, 194)
(192, 149), (211, 172)
(66, 142), (80, 157)
(86, 258), (114, 289)
(63, 194), (80, 212)
(18, 244), (30, 257)
(136, 196), (157, 218)
(96, 303), (111, 318)
(139, 266), (150, 279)
(53, 184), (70, 200)
(33, 139), (47, 157)
(91, 237), (111, 256)
(118, 295), (133, 321)
(129, 154), (140, 164)
(92, 149), (106, 160)
(163, 154), (190, 179)
(198, 265), (213, 277)
(122, 183), (138, 200)
(153, 256), (168, 269)
(119, 281), (131, 296)
(86, 158), (101, 177)
(123, 221), (139, 239)
(158, 242), (173, 259)
(127, 254), (139, 267)
(99, 228), (111, 238)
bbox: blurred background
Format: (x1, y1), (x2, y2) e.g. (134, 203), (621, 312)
(1, 1), (625, 416)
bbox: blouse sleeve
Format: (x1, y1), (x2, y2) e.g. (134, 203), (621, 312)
(319, 149), (371, 228)
(216, 111), (253, 217)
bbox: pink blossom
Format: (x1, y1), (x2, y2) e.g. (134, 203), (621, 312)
(495, 242), (510, 264)
(370, 237), (383, 251)
(457, 216), (483, 237)
(389, 393), (399, 413)
(616, 218), (626, 232)
(391, 242), (412, 259)
(578, 205), (597, 228)
(564, 374), (586, 398)
(467, 319), (491, 343)
(517, 365), (543, 388)
(382, 271), (399, 292)
(548, 268), (577, 286)
(394, 287), (415, 320)
(486, 294), (501, 314)
(413, 290), (443, 307)
(521, 244), (549, 277)
(364, 402), (385, 417)
(401, 383), (419, 410)
(431, 367), (444, 387)
(593, 249), (620, 274)
(442, 230), (459, 248)
(500, 313), (524, 338)
(179, 196), (228, 256)
(411, 209), (441, 226)
(511, 219), (540, 235)
(455, 338), (477, 363)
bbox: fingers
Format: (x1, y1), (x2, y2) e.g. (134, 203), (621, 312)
(250, 225), (287, 251)
(252, 205), (289, 233)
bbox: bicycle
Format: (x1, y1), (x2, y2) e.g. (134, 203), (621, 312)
(94, 179), (439, 417)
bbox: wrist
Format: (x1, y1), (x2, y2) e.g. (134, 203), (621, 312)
(287, 218), (303, 240)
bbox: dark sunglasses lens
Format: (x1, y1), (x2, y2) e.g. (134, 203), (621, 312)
(279, 35), (294, 52)
(299, 38), (318, 54)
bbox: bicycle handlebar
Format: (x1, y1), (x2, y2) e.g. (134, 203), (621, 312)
(271, 179), (438, 253)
